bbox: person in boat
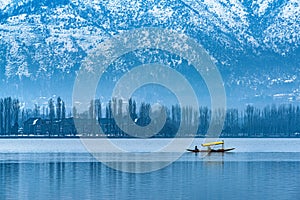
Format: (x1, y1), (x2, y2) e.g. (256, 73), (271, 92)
(194, 146), (199, 151)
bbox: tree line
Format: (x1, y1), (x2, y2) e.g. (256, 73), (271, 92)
(0, 96), (300, 137)
(0, 97), (20, 135)
(0, 97), (67, 135)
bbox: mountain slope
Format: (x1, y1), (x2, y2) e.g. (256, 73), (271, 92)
(0, 0), (299, 106)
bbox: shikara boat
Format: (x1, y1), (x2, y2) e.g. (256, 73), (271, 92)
(186, 140), (235, 153)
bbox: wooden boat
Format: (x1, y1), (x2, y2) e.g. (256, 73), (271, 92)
(186, 149), (202, 153)
(186, 140), (235, 153)
(186, 148), (235, 153)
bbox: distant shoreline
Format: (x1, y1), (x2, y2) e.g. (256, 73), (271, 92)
(0, 136), (299, 139)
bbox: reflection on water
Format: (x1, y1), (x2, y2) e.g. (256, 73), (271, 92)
(0, 153), (300, 199)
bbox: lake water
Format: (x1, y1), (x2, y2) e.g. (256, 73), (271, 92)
(1, 138), (300, 199)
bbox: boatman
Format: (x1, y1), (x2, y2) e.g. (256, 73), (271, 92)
(194, 146), (199, 151)
(207, 146), (212, 151)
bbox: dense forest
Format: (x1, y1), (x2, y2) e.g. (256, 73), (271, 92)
(0, 96), (300, 137)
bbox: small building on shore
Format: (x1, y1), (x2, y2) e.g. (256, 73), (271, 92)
(23, 117), (77, 136)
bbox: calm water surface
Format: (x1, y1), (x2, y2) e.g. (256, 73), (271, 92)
(0, 138), (300, 200)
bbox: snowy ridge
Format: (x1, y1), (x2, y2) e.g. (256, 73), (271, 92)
(0, 0), (299, 105)
(0, 0), (299, 79)
(183, 0), (258, 49)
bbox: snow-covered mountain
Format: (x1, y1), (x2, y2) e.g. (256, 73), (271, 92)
(0, 0), (299, 107)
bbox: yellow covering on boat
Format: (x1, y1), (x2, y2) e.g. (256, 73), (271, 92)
(201, 141), (224, 147)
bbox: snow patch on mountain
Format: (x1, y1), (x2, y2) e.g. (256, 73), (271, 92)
(183, 0), (259, 49)
(0, 0), (12, 10)
(252, 0), (276, 17)
(263, 0), (300, 54)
